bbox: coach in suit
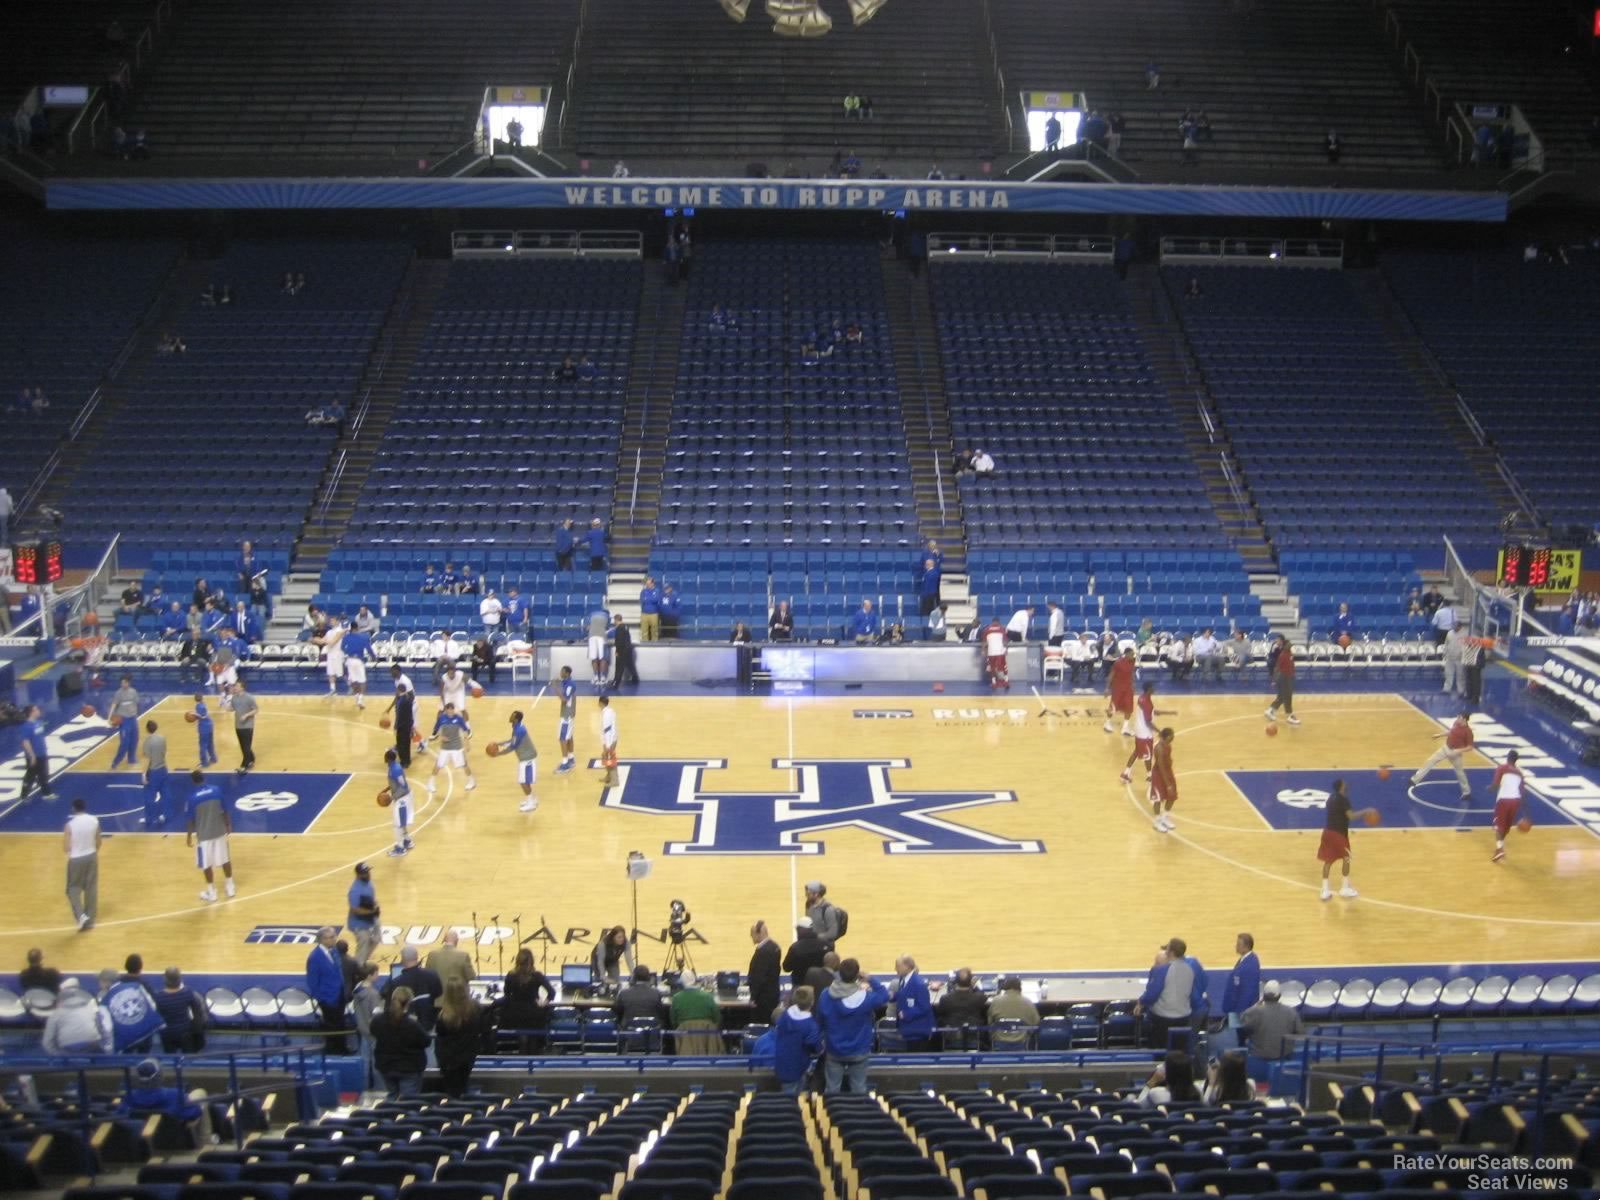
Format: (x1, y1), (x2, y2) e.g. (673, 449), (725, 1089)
(305, 926), (349, 1053)
(609, 614), (640, 686)
(427, 930), (476, 991)
(748, 921), (782, 1022)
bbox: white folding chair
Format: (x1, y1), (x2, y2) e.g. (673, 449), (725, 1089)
(1041, 649), (1066, 690)
(510, 642), (535, 686)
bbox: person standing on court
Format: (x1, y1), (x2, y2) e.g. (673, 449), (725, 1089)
(554, 518), (576, 571)
(1441, 620), (1466, 695)
(187, 769), (236, 903)
(347, 863), (380, 964)
(65, 798), (102, 931)
(803, 881), (843, 948)
(598, 694), (619, 788)
(1318, 778), (1377, 900)
(1219, 932), (1260, 1048)
(609, 614), (639, 687)
(390, 679), (415, 768)
(1264, 635), (1300, 726)
(586, 517), (608, 572)
(639, 576), (662, 641)
(230, 680), (259, 774)
(748, 921), (782, 1021)
(141, 720), (170, 828)
(109, 676), (142, 767)
(1461, 633), (1487, 709)
(305, 926), (350, 1053)
(1410, 711), (1475, 797)
(21, 705), (55, 801)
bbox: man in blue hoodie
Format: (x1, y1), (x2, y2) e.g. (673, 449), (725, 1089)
(773, 984), (824, 1094)
(893, 955), (935, 1051)
(1135, 936), (1207, 1051)
(816, 958), (889, 1093)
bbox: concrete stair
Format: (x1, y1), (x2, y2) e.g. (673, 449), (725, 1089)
(1354, 266), (1541, 534)
(289, 257), (452, 572)
(607, 264), (686, 573)
(27, 257), (211, 524)
(1123, 264), (1278, 576)
(881, 254), (967, 574)
(267, 571), (323, 640)
(1248, 574), (1306, 642)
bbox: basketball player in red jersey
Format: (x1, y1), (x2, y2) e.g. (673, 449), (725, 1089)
(982, 617), (1009, 690)
(1490, 749), (1527, 863)
(1318, 778), (1378, 900)
(1121, 681), (1176, 783)
(1149, 727), (1178, 832)
(1103, 647), (1137, 735)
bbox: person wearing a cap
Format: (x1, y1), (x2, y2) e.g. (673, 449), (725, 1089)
(803, 882), (841, 947)
(119, 1057), (212, 1141)
(783, 916), (827, 990)
(1237, 980), (1303, 1068)
(41, 977), (113, 1054)
(347, 863), (380, 965)
(305, 926), (350, 1053)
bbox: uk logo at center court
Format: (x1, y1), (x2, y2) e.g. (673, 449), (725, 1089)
(599, 757), (1044, 856)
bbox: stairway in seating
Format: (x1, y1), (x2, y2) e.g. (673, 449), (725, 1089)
(881, 254), (974, 625)
(1124, 263), (1303, 638)
(604, 261), (685, 622)
(26, 257), (210, 525)
(288, 257), (451, 573)
(1354, 266), (1538, 531)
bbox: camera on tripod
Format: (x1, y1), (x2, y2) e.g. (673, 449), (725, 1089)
(667, 899), (692, 945)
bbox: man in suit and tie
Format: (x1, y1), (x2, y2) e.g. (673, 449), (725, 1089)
(1219, 932), (1261, 1049)
(305, 925), (349, 1053)
(427, 930), (476, 991)
(748, 920), (782, 1022)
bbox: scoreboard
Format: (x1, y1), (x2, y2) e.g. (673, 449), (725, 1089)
(10, 541), (64, 585)
(1498, 544), (1581, 595)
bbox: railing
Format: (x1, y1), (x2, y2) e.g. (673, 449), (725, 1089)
(926, 232), (1114, 261)
(429, 136), (486, 177)
(64, 88), (105, 155)
(452, 229), (644, 259)
(627, 448), (642, 523)
(1160, 236), (1343, 265)
(317, 450), (349, 521)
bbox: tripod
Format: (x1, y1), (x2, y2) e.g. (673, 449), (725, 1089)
(661, 934), (696, 977)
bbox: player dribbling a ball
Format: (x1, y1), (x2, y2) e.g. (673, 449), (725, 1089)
(1318, 778), (1378, 901)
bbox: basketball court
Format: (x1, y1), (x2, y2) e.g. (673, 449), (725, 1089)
(3, 678), (1598, 985)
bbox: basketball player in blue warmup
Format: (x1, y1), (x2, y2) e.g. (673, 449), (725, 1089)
(426, 702), (476, 793)
(496, 711), (539, 813)
(556, 666), (578, 773)
(141, 720), (170, 827)
(383, 748), (415, 857)
(192, 695), (217, 767)
(340, 622), (373, 710)
(109, 676), (141, 767)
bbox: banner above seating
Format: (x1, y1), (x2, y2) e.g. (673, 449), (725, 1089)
(46, 176), (1510, 222)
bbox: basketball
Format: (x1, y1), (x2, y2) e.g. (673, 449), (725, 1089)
(379, 715), (392, 729)
(83, 611), (99, 627)
(485, 741), (501, 758)
(109, 714), (123, 728)
(1337, 633), (1351, 648)
(210, 662), (225, 675)
(932, 682), (944, 693)
(1377, 767), (1391, 780)
(412, 730), (424, 745)
(1264, 723), (1278, 737)
(80, 704), (96, 718)
(470, 682), (486, 698)
(1518, 817), (1532, 833)
(185, 712), (199, 724)
(1363, 810), (1381, 826)
(377, 788), (392, 807)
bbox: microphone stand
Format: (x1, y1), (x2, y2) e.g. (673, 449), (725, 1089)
(538, 914), (549, 976)
(500, 915), (517, 981)
(472, 911), (482, 977)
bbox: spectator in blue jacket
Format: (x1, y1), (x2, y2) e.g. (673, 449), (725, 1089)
(306, 925), (350, 1053)
(816, 959), (890, 1093)
(120, 1058), (212, 1142)
(1136, 937), (1207, 1051)
(660, 584), (682, 638)
(554, 520), (575, 571)
(1330, 603), (1356, 641)
(893, 956), (935, 1051)
(849, 599), (880, 644)
(1220, 932), (1260, 1047)
(586, 518), (608, 572)
(917, 556), (942, 617)
(639, 576), (662, 642)
(773, 985), (824, 1094)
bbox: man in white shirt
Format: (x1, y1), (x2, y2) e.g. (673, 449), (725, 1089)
(64, 798), (102, 930)
(1006, 605), (1033, 644)
(1044, 601), (1066, 646)
(971, 449), (995, 476)
(1064, 633), (1094, 685)
(479, 589), (503, 638)
(599, 694), (619, 788)
(1163, 635), (1193, 682)
(1191, 628), (1223, 681)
